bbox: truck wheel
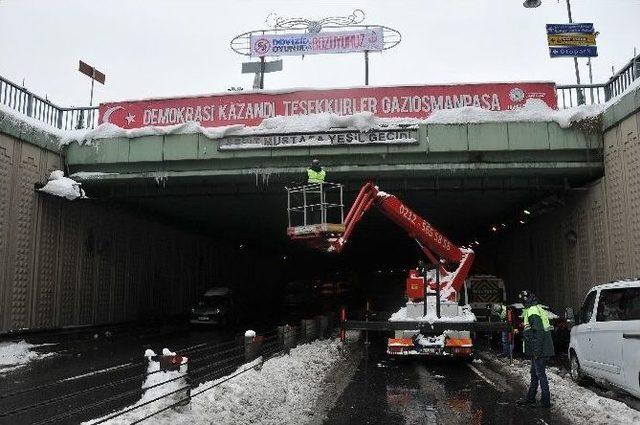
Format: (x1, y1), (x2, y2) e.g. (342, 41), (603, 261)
(570, 353), (587, 386)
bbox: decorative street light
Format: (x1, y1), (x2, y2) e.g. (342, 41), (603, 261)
(523, 0), (542, 8)
(524, 0), (585, 105)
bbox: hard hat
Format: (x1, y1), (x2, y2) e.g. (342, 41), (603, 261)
(311, 159), (320, 166)
(517, 290), (537, 306)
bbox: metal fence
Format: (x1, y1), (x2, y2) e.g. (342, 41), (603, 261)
(556, 52), (640, 109)
(0, 315), (339, 424)
(0, 75), (98, 130)
(1, 52), (639, 131)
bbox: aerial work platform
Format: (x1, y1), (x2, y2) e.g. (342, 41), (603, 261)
(285, 182), (345, 251)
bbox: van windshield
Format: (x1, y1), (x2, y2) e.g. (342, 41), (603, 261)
(199, 295), (226, 308)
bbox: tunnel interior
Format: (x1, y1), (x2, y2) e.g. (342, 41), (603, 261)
(81, 172), (587, 324)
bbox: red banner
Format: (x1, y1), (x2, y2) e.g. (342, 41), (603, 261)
(99, 82), (557, 129)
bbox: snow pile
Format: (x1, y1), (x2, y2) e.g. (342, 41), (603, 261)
(70, 171), (119, 180)
(253, 111), (377, 133)
(0, 102), (65, 138)
(426, 98), (604, 128)
(61, 121), (244, 145)
(503, 357), (640, 424)
(138, 349), (188, 407)
(38, 170), (85, 200)
(389, 303), (476, 323)
(91, 339), (343, 425)
(0, 340), (55, 374)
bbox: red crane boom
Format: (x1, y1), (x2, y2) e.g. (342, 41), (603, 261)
(290, 182), (475, 299)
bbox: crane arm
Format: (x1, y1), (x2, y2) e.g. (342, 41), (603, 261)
(331, 182), (474, 297)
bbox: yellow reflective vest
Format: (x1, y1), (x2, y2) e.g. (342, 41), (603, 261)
(307, 168), (326, 183)
(523, 304), (551, 331)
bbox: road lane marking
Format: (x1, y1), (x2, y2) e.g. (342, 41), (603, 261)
(466, 363), (504, 392)
(62, 362), (133, 381)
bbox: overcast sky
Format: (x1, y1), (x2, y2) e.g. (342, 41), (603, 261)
(1, 0), (639, 107)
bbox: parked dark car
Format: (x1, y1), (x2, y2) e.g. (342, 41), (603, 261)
(190, 287), (235, 326)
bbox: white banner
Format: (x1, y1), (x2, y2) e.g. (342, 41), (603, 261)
(250, 27), (384, 57)
(218, 129), (417, 150)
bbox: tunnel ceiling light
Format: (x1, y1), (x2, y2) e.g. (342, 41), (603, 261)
(523, 209), (531, 215)
(474, 240), (480, 246)
(519, 220), (526, 224)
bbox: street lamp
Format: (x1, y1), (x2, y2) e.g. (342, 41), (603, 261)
(523, 0), (542, 8)
(524, 0), (585, 105)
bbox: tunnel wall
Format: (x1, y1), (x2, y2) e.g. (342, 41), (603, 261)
(482, 109), (640, 311)
(0, 132), (240, 333)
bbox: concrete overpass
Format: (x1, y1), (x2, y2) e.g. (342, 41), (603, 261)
(0, 78), (638, 333)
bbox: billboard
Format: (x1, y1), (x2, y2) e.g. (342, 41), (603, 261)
(250, 28), (384, 57)
(99, 82), (557, 129)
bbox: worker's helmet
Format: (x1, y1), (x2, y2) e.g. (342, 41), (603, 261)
(311, 159), (320, 167)
(517, 290), (537, 306)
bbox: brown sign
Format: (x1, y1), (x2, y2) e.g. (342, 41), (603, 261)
(547, 34), (596, 47)
(78, 60), (106, 84)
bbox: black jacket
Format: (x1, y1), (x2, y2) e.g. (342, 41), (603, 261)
(523, 310), (555, 358)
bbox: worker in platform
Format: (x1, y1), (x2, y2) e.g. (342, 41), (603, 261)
(307, 159), (326, 184)
(516, 290), (555, 408)
(306, 159), (326, 224)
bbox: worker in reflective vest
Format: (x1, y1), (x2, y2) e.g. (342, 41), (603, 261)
(306, 159), (326, 224)
(307, 159), (326, 184)
(498, 303), (512, 357)
(516, 290), (555, 408)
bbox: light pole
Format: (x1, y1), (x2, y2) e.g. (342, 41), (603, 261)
(524, 0), (585, 104)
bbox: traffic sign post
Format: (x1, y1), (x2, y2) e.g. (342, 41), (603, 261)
(241, 59), (283, 89)
(78, 60), (105, 106)
(546, 19), (597, 106)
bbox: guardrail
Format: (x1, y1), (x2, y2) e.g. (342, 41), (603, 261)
(0, 52), (638, 132)
(0, 314), (339, 424)
(0, 75), (98, 130)
(557, 52), (640, 109)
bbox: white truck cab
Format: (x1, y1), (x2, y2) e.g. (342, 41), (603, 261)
(568, 280), (640, 398)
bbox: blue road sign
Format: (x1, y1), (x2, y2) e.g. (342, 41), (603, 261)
(546, 23), (594, 35)
(549, 46), (598, 58)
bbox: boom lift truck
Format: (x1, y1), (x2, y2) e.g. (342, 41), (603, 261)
(286, 181), (510, 358)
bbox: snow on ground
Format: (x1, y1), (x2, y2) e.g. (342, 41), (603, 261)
(0, 340), (55, 374)
(497, 356), (640, 425)
(38, 170), (85, 200)
(91, 339), (345, 425)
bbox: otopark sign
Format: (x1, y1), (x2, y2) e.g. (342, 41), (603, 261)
(98, 82), (557, 129)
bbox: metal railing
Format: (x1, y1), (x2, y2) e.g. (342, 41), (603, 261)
(556, 52), (640, 109)
(286, 182), (345, 227)
(1, 51), (638, 131)
(0, 75), (98, 130)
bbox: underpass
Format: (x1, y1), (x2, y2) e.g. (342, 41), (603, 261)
(0, 75), (639, 424)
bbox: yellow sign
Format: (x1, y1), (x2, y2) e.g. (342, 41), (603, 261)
(548, 34), (596, 46)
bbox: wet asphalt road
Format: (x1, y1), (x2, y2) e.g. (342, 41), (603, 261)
(324, 335), (570, 425)
(0, 322), (238, 425)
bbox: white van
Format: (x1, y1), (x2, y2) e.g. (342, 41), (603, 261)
(568, 280), (640, 398)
